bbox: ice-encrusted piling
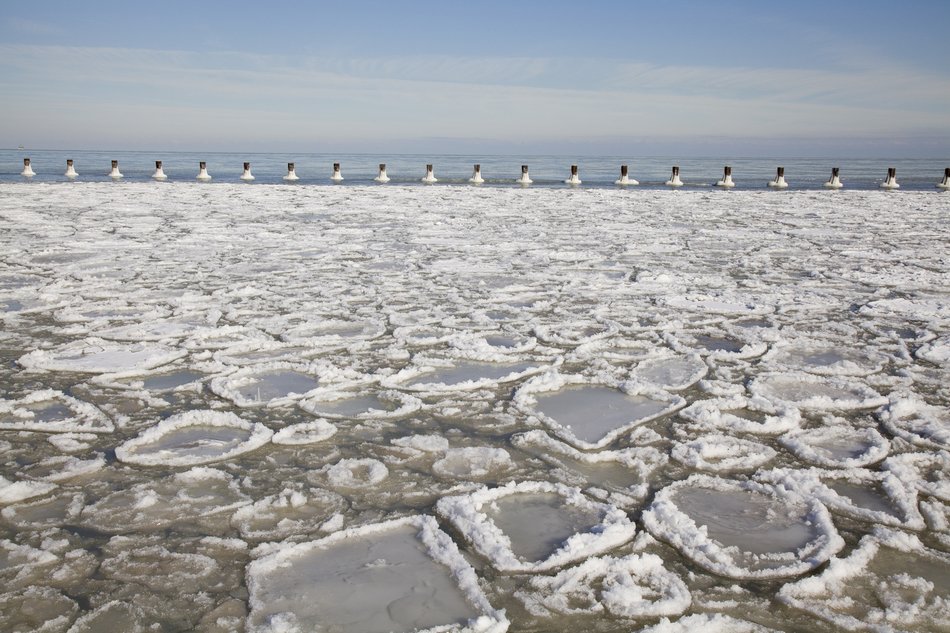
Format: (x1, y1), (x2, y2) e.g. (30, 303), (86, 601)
(614, 164), (638, 186)
(565, 165), (581, 185)
(666, 165), (683, 187)
(240, 162), (254, 181)
(64, 159), (78, 179)
(283, 163), (299, 182)
(938, 167), (950, 190)
(21, 158), (35, 177)
(374, 163), (390, 183)
(331, 162), (343, 182)
(824, 167), (843, 189)
(196, 161), (212, 181)
(151, 161), (167, 181)
(517, 164), (533, 185)
(716, 165), (735, 188)
(469, 163), (484, 184)
(422, 164), (437, 183)
(880, 167), (899, 190)
(108, 160), (123, 179)
(768, 166), (788, 189)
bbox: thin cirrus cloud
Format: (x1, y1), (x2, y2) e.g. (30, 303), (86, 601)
(1, 44), (948, 153)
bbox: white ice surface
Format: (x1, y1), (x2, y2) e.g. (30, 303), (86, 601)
(2, 183), (949, 632)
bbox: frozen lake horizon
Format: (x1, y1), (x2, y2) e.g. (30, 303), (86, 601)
(1, 182), (948, 632)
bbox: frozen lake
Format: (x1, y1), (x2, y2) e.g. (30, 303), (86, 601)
(1, 182), (948, 632)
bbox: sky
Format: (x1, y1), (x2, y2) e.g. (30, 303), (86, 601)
(1, 0), (948, 156)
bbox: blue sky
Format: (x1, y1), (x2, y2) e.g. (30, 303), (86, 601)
(1, 0), (948, 156)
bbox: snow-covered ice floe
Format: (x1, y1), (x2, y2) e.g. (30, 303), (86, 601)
(756, 467), (926, 530)
(643, 474), (843, 579)
(879, 393), (950, 450)
(115, 410), (272, 466)
(271, 419), (338, 445)
(230, 486), (347, 540)
(383, 356), (546, 392)
(678, 394), (801, 435)
(778, 420), (890, 468)
(778, 528), (950, 632)
(515, 372), (684, 450)
(0, 390), (113, 433)
(79, 467), (250, 533)
(210, 361), (347, 408)
(634, 613), (778, 633)
(671, 434), (776, 472)
(246, 515), (508, 633)
(300, 389), (422, 420)
(763, 341), (888, 376)
(515, 553), (690, 619)
(629, 354), (708, 391)
(18, 338), (185, 373)
(436, 481), (637, 573)
(749, 372), (886, 410)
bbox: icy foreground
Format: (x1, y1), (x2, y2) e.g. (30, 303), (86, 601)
(0, 183), (948, 632)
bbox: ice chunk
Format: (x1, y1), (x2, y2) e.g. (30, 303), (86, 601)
(100, 541), (224, 594)
(516, 373), (684, 450)
(635, 613), (778, 632)
(631, 354), (708, 390)
(916, 335), (950, 365)
(280, 318), (386, 344)
(1, 491), (84, 529)
(671, 434), (776, 472)
(0, 390), (114, 434)
(436, 481), (636, 572)
(432, 447), (513, 480)
(300, 390), (422, 420)
(512, 430), (668, 493)
(0, 475), (57, 504)
(385, 358), (544, 392)
(246, 515), (508, 633)
(515, 553), (690, 618)
(115, 410), (272, 467)
(749, 372), (886, 410)
(21, 454), (105, 482)
(211, 362), (326, 408)
(271, 419), (337, 445)
(323, 458), (389, 489)
(879, 394), (950, 450)
(778, 529), (950, 631)
(391, 434), (451, 453)
(765, 343), (887, 376)
(758, 467), (926, 530)
(779, 421), (890, 468)
(643, 474), (843, 579)
(18, 338), (185, 373)
(533, 320), (619, 346)
(80, 467), (250, 532)
(884, 451), (950, 503)
(230, 487), (347, 540)
(1, 539), (59, 575)
(66, 601), (149, 633)
(662, 294), (773, 316)
(679, 395), (801, 435)
(0, 586), (77, 633)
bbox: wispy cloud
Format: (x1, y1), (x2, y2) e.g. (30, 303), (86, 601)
(0, 44), (947, 151)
